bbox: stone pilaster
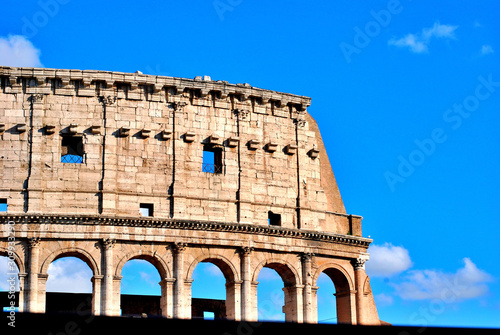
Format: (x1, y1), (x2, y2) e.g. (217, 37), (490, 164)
(352, 255), (368, 325)
(301, 252), (314, 323)
(172, 242), (188, 318)
(102, 238), (116, 316)
(26, 237), (40, 313)
(239, 246), (253, 321)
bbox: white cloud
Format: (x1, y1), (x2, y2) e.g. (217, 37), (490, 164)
(388, 22), (458, 53)
(46, 257), (93, 293)
(0, 35), (43, 67)
(366, 243), (413, 277)
(374, 293), (394, 307)
(0, 256), (19, 291)
(481, 45), (494, 55)
(392, 258), (492, 302)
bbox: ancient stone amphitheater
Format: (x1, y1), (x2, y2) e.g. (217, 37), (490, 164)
(0, 66), (381, 324)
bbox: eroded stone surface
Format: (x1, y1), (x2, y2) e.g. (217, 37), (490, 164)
(0, 66), (381, 324)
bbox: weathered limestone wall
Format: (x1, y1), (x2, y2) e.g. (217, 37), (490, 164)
(0, 66), (357, 235)
(0, 66), (382, 325)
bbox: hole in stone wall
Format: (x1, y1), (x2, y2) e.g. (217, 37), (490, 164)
(139, 203), (154, 217)
(0, 199), (6, 212)
(268, 211), (281, 226)
(202, 146), (223, 174)
(61, 136), (84, 164)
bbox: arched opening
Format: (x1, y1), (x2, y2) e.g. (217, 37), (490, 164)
(0, 255), (20, 313)
(257, 267), (285, 322)
(315, 266), (354, 324)
(189, 257), (238, 320)
(120, 259), (162, 317)
(255, 262), (299, 322)
(45, 256), (93, 314)
(316, 272), (336, 324)
(191, 262), (226, 320)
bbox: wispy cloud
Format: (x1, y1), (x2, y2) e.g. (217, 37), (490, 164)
(480, 45), (494, 55)
(374, 293), (394, 307)
(46, 257), (93, 293)
(0, 35), (43, 67)
(366, 243), (413, 277)
(392, 258), (492, 302)
(0, 257), (19, 291)
(388, 22), (458, 53)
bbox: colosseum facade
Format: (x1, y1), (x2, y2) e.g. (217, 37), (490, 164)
(0, 66), (381, 324)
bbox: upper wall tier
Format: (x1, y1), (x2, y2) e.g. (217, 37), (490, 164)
(0, 66), (360, 236)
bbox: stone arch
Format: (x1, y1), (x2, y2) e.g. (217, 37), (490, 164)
(0, 246), (25, 273)
(313, 262), (356, 324)
(40, 247), (100, 276)
(252, 258), (301, 287)
(252, 257), (302, 322)
(115, 250), (170, 279)
(186, 254), (239, 283)
(187, 253), (241, 320)
(313, 262), (354, 294)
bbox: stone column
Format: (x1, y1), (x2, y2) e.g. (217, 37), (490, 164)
(102, 238), (116, 316)
(26, 237), (40, 313)
(311, 285), (319, 323)
(301, 252), (314, 323)
(352, 256), (368, 325)
(91, 275), (103, 315)
(226, 280), (242, 321)
(283, 284), (304, 323)
(18, 273), (27, 313)
(172, 242), (188, 319)
(159, 278), (175, 318)
(112, 275), (122, 316)
(37, 273), (48, 313)
(239, 246), (253, 321)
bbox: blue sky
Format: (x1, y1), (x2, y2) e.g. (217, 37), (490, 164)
(1, 0), (499, 328)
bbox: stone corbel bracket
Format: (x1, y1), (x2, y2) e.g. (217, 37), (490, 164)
(285, 144), (298, 155)
(0, 66), (312, 119)
(160, 130), (172, 141)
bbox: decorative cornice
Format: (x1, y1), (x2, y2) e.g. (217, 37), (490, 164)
(0, 214), (372, 247)
(0, 66), (311, 112)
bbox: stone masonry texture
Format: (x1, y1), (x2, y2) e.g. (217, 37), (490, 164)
(0, 66), (382, 325)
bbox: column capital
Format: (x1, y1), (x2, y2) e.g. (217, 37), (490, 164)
(233, 109), (249, 120)
(102, 238), (116, 250)
(238, 246), (254, 256)
(171, 242), (187, 253)
(300, 252), (314, 262)
(28, 237), (40, 249)
(100, 95), (117, 105)
(351, 255), (369, 270)
(170, 101), (188, 111)
(294, 118), (307, 128)
(29, 93), (44, 103)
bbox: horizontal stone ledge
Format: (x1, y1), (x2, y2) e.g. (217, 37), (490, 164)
(0, 214), (372, 247)
(0, 66), (311, 108)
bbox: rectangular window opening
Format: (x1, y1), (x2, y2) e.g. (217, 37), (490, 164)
(61, 136), (84, 164)
(268, 211), (281, 226)
(139, 203), (154, 217)
(203, 311), (215, 320)
(202, 146), (223, 174)
(0, 199), (7, 212)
